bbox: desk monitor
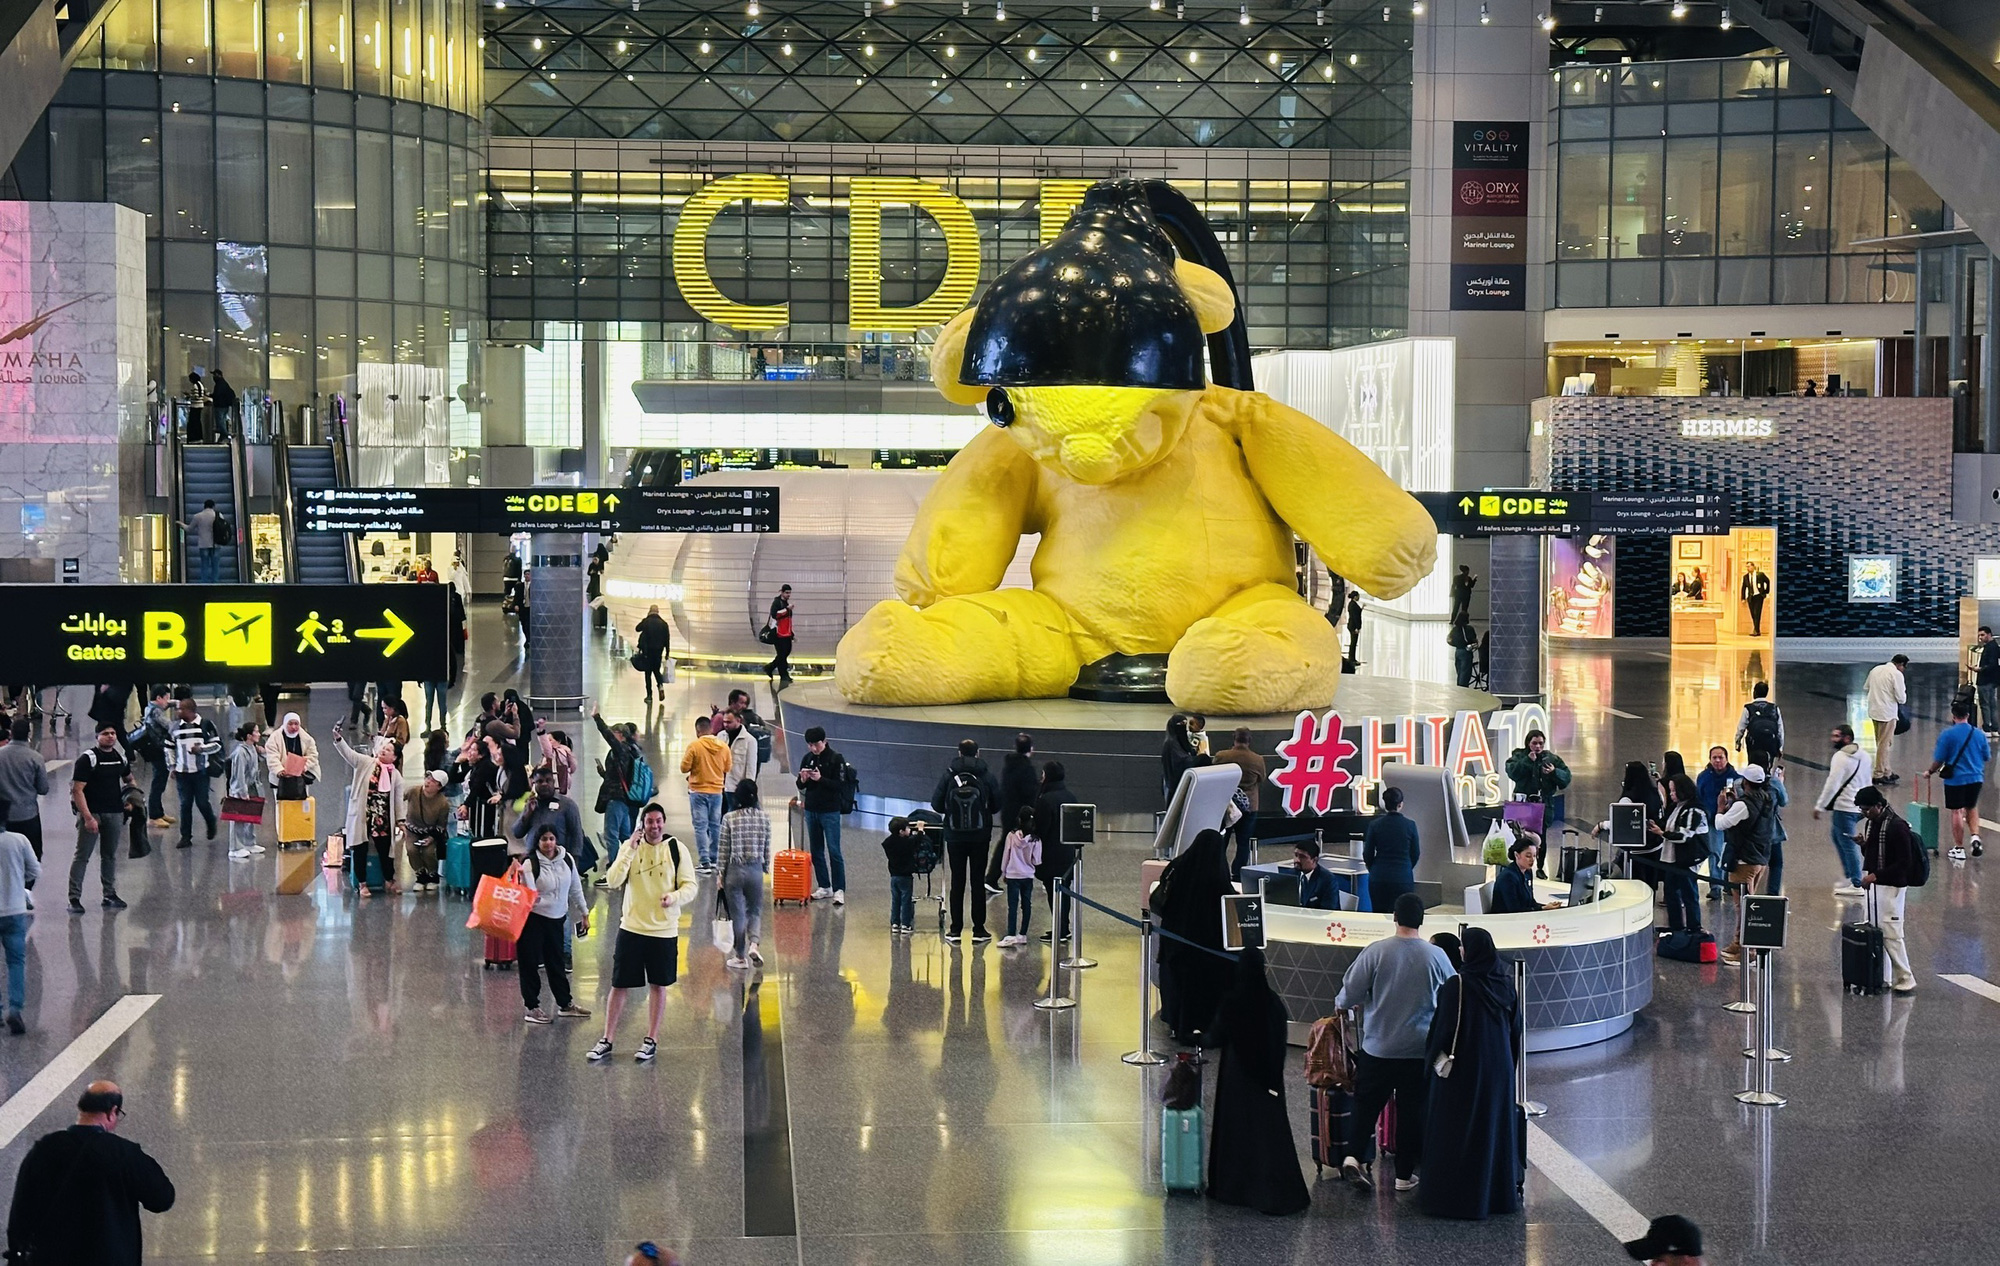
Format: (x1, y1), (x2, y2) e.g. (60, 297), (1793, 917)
(1609, 802), (1647, 850)
(1261, 872), (1302, 908)
(1566, 864), (1601, 908)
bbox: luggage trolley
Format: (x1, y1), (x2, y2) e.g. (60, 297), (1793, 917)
(906, 809), (948, 936)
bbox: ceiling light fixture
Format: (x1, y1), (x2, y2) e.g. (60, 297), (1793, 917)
(1671, 0), (1686, 16)
(1107, 48), (1117, 59)
(616, 37), (626, 50)
(746, 0), (758, 15)
(1411, 1), (1424, 14)
(1091, 4), (1099, 18)
(995, 0), (1004, 20)
(1538, 10), (1554, 31)
(1719, 4), (1732, 28)
(699, 39), (710, 51)
(1479, 1), (1489, 22)
(1593, 5), (1602, 21)
(782, 40), (791, 52)
(946, 43), (956, 55)
(864, 41), (874, 53)
(1315, 5), (1323, 24)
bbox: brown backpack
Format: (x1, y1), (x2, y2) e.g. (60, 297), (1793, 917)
(1303, 1013), (1355, 1091)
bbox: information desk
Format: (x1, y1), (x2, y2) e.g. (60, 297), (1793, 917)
(1263, 875), (1654, 1051)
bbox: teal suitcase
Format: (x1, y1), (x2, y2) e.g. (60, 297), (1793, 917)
(1162, 1105), (1204, 1192)
(1908, 776), (1941, 854)
(443, 833), (473, 896)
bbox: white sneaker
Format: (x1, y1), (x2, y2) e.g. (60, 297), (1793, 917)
(832, 890), (846, 906)
(1833, 883), (1866, 898)
(725, 956), (748, 969)
(748, 943), (764, 965)
(811, 887), (832, 900)
(249, 844), (266, 854)
(228, 848), (250, 860)
(1950, 847), (1968, 861)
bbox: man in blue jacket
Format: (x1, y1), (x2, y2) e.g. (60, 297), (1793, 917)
(1693, 745), (1737, 890)
(1928, 698), (1992, 861)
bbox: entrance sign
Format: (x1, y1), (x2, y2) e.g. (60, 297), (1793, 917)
(297, 486), (781, 535)
(1221, 893), (1268, 952)
(13, 584), (451, 682)
(1740, 894), (1788, 950)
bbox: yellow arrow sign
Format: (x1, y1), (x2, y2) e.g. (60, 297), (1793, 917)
(355, 608), (415, 657)
(603, 493), (620, 512)
(1457, 496), (1474, 513)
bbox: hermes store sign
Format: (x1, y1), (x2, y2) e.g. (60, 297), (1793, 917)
(1680, 416), (1776, 439)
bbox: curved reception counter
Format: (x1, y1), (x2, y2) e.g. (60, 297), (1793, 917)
(1264, 876), (1655, 1052)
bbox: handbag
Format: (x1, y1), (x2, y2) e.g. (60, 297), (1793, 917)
(280, 751), (309, 778)
(1939, 726), (1978, 781)
(1895, 702), (1912, 735)
(467, 861), (535, 942)
(711, 887), (734, 953)
(757, 622), (777, 645)
(220, 795), (267, 824)
(1432, 977), (1463, 1079)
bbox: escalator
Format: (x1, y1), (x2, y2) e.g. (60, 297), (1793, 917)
(178, 443), (245, 583)
(281, 442), (354, 583)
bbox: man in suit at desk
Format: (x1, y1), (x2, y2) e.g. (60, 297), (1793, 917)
(1291, 841), (1338, 910)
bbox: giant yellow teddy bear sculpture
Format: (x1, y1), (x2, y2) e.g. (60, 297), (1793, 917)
(836, 180), (1437, 715)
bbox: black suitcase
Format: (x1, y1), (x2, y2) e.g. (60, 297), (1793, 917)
(1308, 1084), (1351, 1176)
(1843, 891), (1886, 995)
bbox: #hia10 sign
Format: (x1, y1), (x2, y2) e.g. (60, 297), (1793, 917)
(1270, 702), (1551, 814)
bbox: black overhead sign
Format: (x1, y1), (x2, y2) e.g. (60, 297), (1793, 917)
(296, 486), (781, 535)
(11, 584), (451, 683)
(1416, 490), (1733, 538)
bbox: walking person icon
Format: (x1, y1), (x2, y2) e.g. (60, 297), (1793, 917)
(296, 611), (327, 654)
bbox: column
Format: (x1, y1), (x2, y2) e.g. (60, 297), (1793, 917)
(1487, 534), (1540, 702)
(527, 531), (585, 709)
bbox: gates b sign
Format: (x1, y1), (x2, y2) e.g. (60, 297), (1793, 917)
(11, 584), (450, 683)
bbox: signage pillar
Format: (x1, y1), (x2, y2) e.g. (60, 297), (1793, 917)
(1487, 534), (1541, 702)
(528, 532), (586, 711)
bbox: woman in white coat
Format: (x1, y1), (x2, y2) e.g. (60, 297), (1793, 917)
(265, 713), (322, 846)
(334, 727), (403, 896)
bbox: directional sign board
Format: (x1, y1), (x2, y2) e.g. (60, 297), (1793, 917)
(9, 584), (451, 683)
(296, 486), (780, 535)
(1416, 490), (1590, 536)
(1417, 490), (1733, 538)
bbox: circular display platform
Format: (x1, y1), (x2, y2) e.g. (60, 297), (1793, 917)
(776, 677), (1500, 813)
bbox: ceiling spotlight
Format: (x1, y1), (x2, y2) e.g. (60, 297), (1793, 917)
(1538, 10), (1554, 30)
(1090, 3), (1099, 17)
(995, 0), (1004, 19)
(946, 43), (956, 55)
(531, 36), (541, 48)
(746, 0), (758, 14)
(1479, 1), (1489, 22)
(1176, 2), (1184, 18)
(864, 0), (871, 11)
(1321, 62), (1332, 76)
(1720, 4), (1732, 27)
(1670, 0), (1686, 15)
(781, 40), (792, 52)
(1238, 4), (1249, 24)
(699, 39), (710, 51)
(882, 0), (895, 7)
(1410, 1), (1423, 13)
(864, 41), (874, 53)
(1593, 5), (1602, 21)
(1026, 46), (1036, 58)
(1107, 47), (1117, 59)
(1314, 5), (1323, 24)
(961, 0), (968, 11)
(1348, 51), (1357, 63)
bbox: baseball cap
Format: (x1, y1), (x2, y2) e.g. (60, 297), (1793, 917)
(1738, 764), (1766, 784)
(1624, 1214), (1702, 1260)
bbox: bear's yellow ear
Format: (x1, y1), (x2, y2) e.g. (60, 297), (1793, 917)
(928, 309), (988, 406)
(1176, 259), (1237, 335)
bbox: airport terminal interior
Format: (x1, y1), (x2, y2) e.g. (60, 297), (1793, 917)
(7, 0), (2000, 1261)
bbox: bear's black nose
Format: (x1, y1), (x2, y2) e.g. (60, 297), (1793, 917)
(986, 387), (1015, 428)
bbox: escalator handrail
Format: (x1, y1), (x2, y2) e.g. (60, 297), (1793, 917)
(164, 405), (184, 583)
(227, 419), (252, 583)
(272, 427), (297, 585)
(327, 403), (359, 584)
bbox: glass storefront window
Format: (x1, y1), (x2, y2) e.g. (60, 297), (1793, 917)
(163, 111), (215, 239)
(1556, 141), (1609, 260)
(267, 0), (309, 82)
(215, 115), (267, 242)
(313, 124), (356, 245)
(214, 0), (262, 79)
(268, 120), (313, 242)
(1608, 141), (1662, 258)
(313, 0), (351, 89)
(102, 0), (159, 71)
(1718, 133), (1772, 256)
(1772, 132), (1827, 255)
(159, 0), (211, 73)
(1663, 136), (1717, 257)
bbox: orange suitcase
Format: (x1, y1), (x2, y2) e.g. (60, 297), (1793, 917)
(773, 849), (813, 905)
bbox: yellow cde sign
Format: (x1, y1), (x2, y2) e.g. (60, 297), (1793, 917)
(671, 174), (1094, 334)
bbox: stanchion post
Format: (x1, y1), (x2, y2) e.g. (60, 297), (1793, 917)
(1513, 957), (1546, 1117)
(1122, 910), (1166, 1066)
(1061, 852), (1097, 970)
(1724, 882), (1757, 1014)
(1735, 947), (1787, 1106)
(1033, 881), (1076, 1011)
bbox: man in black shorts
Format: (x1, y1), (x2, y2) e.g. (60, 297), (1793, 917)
(1928, 698), (1991, 861)
(588, 803), (697, 1063)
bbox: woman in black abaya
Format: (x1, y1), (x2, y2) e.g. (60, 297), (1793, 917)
(1205, 947), (1310, 1215)
(1420, 926), (1522, 1220)
(1150, 828), (1235, 1046)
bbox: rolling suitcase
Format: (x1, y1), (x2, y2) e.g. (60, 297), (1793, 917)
(1308, 1085), (1351, 1176)
(773, 848), (813, 905)
(1907, 775), (1942, 855)
(1843, 889), (1886, 994)
(1375, 1092), (1398, 1156)
(443, 833), (473, 896)
(1162, 1105), (1205, 1192)
(483, 934), (517, 970)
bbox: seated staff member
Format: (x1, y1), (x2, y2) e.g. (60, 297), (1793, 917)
(1291, 841), (1337, 911)
(1490, 837), (1561, 914)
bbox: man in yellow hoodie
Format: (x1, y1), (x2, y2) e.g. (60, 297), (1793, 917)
(587, 803), (698, 1064)
(680, 716), (732, 874)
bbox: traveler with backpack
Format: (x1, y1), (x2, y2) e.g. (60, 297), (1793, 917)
(589, 803), (698, 1063)
(931, 739), (999, 944)
(591, 706), (651, 879)
(1332, 892), (1452, 1192)
(1712, 764), (1776, 965)
(1735, 683), (1784, 769)
(718, 710), (759, 811)
(679, 716), (731, 874)
(795, 727), (850, 904)
(763, 585), (795, 690)
(1928, 697), (1990, 860)
(1813, 724), (1873, 897)
(133, 686), (174, 828)
(179, 499), (225, 584)
(518, 825), (591, 1025)
(1856, 785), (1924, 993)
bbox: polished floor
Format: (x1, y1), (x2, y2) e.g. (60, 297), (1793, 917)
(0, 611), (1995, 1263)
